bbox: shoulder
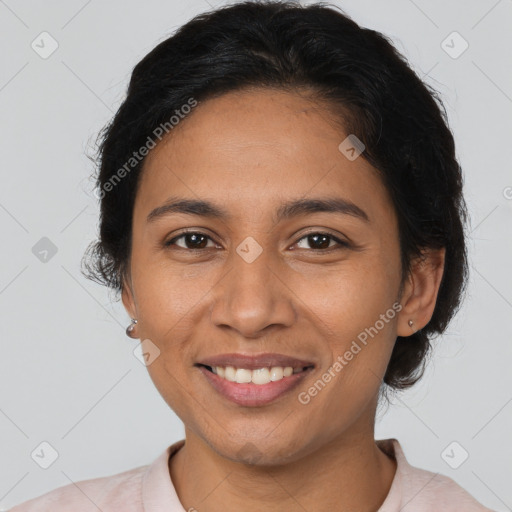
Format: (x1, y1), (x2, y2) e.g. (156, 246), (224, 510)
(378, 439), (495, 512)
(9, 464), (148, 512)
(402, 464), (494, 511)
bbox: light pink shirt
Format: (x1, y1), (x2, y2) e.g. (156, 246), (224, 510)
(9, 438), (495, 511)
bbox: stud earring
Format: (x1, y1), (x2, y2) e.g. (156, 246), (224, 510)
(126, 318), (138, 338)
(408, 319), (414, 328)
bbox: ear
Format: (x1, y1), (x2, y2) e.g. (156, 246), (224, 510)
(121, 273), (137, 320)
(397, 247), (446, 336)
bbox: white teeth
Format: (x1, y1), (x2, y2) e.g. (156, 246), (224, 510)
(235, 368), (252, 383)
(269, 367), (283, 381)
(252, 368), (270, 385)
(224, 366), (236, 382)
(211, 365), (303, 384)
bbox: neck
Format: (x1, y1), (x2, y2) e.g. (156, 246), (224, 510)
(169, 425), (397, 512)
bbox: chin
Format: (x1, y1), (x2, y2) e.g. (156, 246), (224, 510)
(206, 431), (312, 467)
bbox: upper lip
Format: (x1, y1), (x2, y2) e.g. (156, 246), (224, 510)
(197, 352), (315, 370)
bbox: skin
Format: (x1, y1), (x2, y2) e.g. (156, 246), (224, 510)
(121, 87), (445, 512)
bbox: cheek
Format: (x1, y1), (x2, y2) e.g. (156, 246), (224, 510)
(133, 256), (209, 331)
(291, 256), (400, 400)
(293, 253), (400, 339)
(295, 294), (398, 437)
(130, 264), (209, 396)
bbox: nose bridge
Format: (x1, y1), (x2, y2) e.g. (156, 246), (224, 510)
(210, 237), (296, 335)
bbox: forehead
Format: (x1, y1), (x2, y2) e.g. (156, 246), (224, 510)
(135, 88), (395, 227)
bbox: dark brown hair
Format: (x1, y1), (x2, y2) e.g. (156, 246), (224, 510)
(82, 0), (469, 392)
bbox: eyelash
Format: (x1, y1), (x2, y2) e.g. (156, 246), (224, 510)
(164, 230), (350, 252)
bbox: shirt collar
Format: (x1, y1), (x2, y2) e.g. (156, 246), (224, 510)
(142, 439), (186, 512)
(376, 438), (405, 511)
(141, 438), (406, 512)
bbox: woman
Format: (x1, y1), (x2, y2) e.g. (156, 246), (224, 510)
(11, 1), (495, 510)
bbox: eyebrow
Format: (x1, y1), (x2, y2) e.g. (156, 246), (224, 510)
(146, 196), (370, 224)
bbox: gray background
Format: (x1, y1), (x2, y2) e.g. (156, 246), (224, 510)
(1, 0), (511, 510)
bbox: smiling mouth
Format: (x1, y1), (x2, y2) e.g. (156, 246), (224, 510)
(197, 364), (314, 385)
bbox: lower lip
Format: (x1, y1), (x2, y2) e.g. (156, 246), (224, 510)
(197, 366), (313, 407)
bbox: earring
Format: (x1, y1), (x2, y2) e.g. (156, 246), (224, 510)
(126, 318), (138, 338)
(408, 319), (414, 328)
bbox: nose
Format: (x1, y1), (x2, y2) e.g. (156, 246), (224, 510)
(209, 245), (296, 338)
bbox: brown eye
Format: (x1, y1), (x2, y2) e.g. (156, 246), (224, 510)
(165, 232), (215, 250)
(295, 232), (349, 251)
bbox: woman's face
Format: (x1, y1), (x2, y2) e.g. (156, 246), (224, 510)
(122, 88), (414, 464)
